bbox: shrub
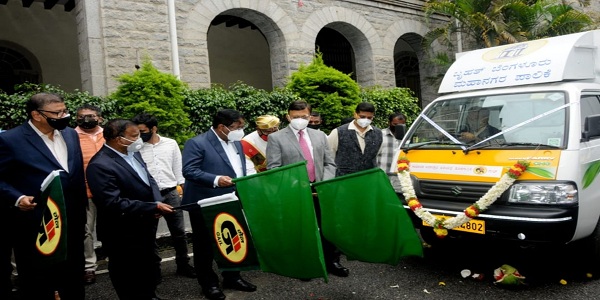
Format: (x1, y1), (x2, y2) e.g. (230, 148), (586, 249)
(0, 83), (116, 130)
(359, 86), (421, 128)
(286, 53), (361, 131)
(110, 60), (193, 145)
(184, 82), (296, 134)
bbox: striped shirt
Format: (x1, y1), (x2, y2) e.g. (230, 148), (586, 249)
(376, 127), (400, 175)
(139, 135), (185, 190)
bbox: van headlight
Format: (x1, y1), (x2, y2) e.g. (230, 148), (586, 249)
(508, 183), (578, 204)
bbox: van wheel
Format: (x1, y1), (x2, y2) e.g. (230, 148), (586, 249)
(582, 218), (600, 276)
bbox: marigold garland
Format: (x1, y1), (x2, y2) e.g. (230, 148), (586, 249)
(397, 157), (529, 238)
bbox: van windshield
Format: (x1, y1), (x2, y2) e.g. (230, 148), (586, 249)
(402, 92), (568, 151)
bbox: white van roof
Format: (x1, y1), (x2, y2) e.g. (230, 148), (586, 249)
(439, 30), (600, 94)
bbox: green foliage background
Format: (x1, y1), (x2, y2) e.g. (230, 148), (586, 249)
(0, 61), (421, 145)
(110, 60), (194, 146)
(287, 53), (361, 130)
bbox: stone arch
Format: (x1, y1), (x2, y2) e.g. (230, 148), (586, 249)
(384, 19), (436, 107)
(301, 6), (383, 87)
(0, 41), (42, 94)
(180, 0), (298, 88)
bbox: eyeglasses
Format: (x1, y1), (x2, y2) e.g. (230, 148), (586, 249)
(289, 115), (310, 120)
(37, 109), (69, 118)
(226, 123), (248, 131)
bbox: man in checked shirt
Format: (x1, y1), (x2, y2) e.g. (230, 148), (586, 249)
(132, 113), (196, 279)
(376, 112), (406, 192)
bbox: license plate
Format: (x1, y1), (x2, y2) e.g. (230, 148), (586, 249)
(422, 214), (485, 234)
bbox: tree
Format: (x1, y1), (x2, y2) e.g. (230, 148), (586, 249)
(422, 0), (595, 85)
(286, 53), (361, 131)
(424, 0), (594, 50)
(110, 60), (193, 146)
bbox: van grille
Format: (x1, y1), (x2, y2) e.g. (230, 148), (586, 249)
(416, 179), (495, 203)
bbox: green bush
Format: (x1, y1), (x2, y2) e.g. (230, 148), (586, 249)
(359, 86), (421, 128)
(184, 82), (296, 134)
(286, 53), (361, 131)
(0, 83), (116, 130)
(110, 60), (193, 145)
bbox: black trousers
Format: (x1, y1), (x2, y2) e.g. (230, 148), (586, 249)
(103, 222), (161, 300)
(312, 194), (341, 265)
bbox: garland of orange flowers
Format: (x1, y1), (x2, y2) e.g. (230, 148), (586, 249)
(397, 157), (529, 238)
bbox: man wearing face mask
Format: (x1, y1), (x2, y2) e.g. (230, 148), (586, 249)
(376, 112), (406, 192)
(181, 109), (256, 300)
(327, 102), (383, 177)
(74, 104), (104, 285)
(307, 112), (322, 130)
(86, 119), (174, 300)
(132, 113), (196, 279)
(241, 115), (280, 173)
(266, 101), (347, 278)
(0, 93), (87, 299)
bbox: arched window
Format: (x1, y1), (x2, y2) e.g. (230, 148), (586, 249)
(0, 46), (40, 94)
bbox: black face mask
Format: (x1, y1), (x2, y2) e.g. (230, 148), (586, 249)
(307, 124), (321, 130)
(76, 118), (98, 130)
(47, 115), (71, 130)
(140, 132), (153, 142)
(389, 125), (395, 133)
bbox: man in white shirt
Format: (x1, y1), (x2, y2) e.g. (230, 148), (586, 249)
(132, 113), (196, 278)
(327, 102), (383, 177)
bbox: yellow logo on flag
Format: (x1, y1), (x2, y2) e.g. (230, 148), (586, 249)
(213, 212), (248, 263)
(35, 197), (62, 255)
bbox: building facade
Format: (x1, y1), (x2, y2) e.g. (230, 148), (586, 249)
(2, 0), (597, 107)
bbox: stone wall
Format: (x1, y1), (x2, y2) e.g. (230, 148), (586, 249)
(80, 0), (441, 102)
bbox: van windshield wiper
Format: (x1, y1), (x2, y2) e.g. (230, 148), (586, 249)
(498, 142), (562, 149)
(402, 141), (468, 153)
(466, 142), (561, 153)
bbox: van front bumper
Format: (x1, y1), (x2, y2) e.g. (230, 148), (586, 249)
(404, 198), (578, 245)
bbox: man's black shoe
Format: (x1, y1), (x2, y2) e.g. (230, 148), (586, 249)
(202, 286), (225, 300)
(176, 264), (197, 278)
(222, 278), (257, 292)
(327, 262), (350, 277)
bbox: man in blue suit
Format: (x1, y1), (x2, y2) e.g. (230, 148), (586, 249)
(86, 119), (174, 300)
(182, 109), (256, 300)
(0, 93), (87, 300)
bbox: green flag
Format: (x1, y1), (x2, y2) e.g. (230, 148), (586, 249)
(198, 192), (260, 271)
(34, 170), (68, 265)
(313, 168), (423, 265)
(234, 162), (327, 280)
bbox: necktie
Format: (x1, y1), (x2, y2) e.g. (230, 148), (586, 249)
(298, 130), (316, 182)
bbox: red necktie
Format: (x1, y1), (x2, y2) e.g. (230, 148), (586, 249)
(298, 130), (316, 182)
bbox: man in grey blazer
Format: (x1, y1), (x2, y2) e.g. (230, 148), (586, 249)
(266, 100), (349, 277)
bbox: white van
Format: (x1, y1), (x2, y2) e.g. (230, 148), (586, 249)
(399, 30), (600, 270)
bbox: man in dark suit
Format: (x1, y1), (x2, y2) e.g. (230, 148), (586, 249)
(0, 93), (87, 299)
(266, 100), (349, 278)
(182, 109), (257, 300)
(86, 119), (174, 300)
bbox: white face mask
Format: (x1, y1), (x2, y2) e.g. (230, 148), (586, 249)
(290, 118), (309, 131)
(356, 118), (372, 128)
(121, 136), (144, 152)
(223, 127), (245, 142)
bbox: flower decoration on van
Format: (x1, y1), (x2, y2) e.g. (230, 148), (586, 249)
(397, 157), (529, 238)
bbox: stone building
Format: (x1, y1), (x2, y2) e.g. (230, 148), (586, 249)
(1, 0), (598, 108)
(1, 0), (442, 106)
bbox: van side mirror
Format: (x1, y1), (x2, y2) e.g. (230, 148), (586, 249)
(582, 114), (600, 142)
(393, 124), (406, 140)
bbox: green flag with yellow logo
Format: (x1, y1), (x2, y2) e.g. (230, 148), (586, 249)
(234, 162), (327, 280)
(313, 168), (423, 265)
(198, 192), (260, 271)
(34, 170), (68, 265)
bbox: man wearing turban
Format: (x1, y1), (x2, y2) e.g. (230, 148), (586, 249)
(241, 115), (280, 172)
